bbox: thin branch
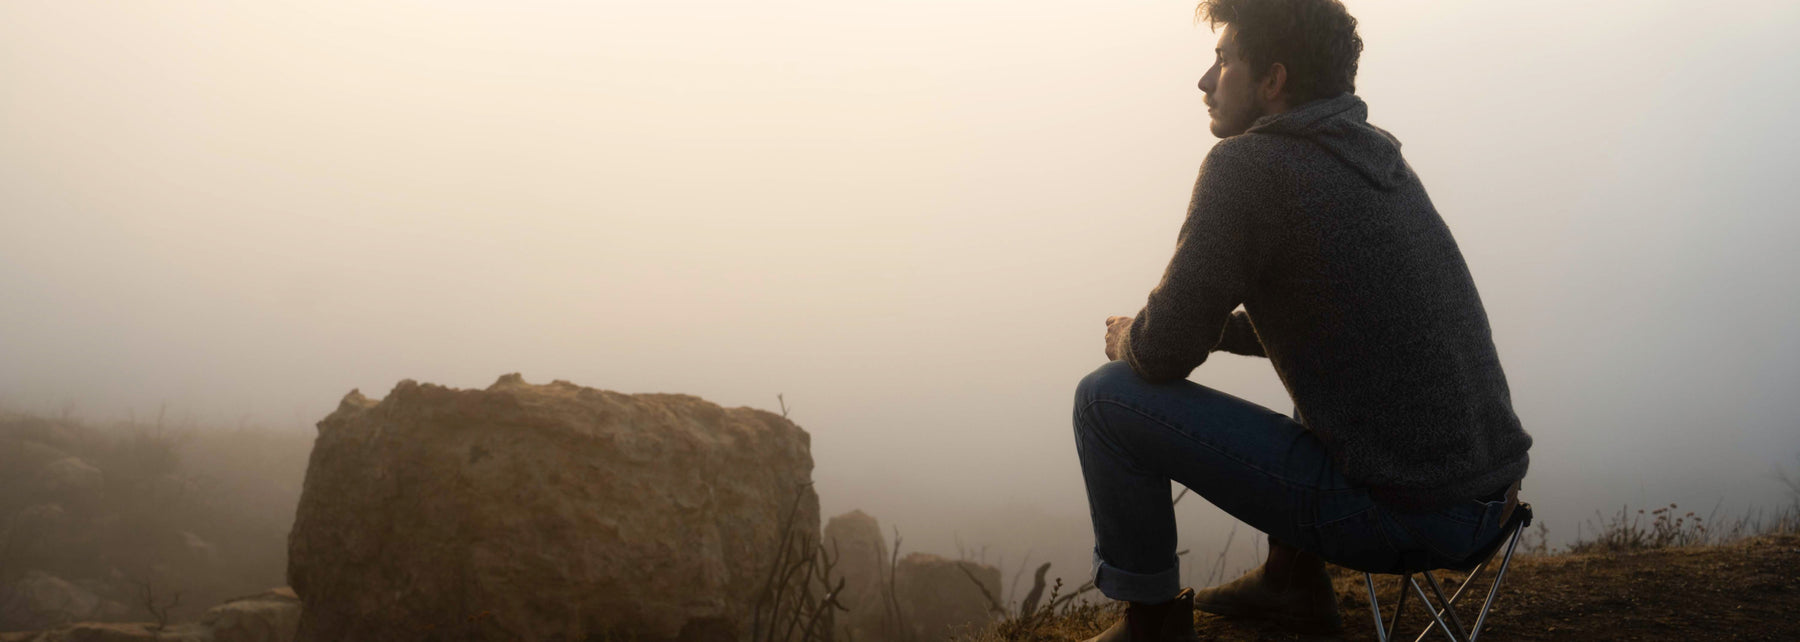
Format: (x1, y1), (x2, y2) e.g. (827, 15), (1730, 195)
(954, 561), (1006, 616)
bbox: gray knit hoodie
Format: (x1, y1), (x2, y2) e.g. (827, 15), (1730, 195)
(1117, 93), (1531, 511)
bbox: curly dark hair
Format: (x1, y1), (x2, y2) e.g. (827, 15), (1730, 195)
(1195, 0), (1363, 106)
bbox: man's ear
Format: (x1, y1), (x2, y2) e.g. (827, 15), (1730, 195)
(1260, 62), (1289, 106)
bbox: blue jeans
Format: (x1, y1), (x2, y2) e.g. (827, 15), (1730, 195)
(1072, 360), (1513, 603)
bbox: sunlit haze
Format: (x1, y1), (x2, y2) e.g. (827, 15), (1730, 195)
(4, 0), (1798, 584)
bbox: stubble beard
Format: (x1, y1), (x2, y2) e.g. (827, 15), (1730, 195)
(1210, 96), (1267, 139)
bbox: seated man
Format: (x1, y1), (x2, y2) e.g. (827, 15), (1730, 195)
(1073, 1), (1532, 640)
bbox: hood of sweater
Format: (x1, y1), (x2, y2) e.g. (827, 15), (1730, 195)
(1244, 93), (1410, 190)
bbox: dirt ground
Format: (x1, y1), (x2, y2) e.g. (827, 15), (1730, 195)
(993, 534), (1800, 641)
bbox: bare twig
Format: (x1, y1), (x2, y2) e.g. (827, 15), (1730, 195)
(1204, 523), (1239, 588)
(1048, 580), (1097, 609)
(955, 561), (1006, 616)
(130, 577), (181, 632)
(752, 482), (844, 642)
(1004, 550), (1033, 608)
(878, 526), (914, 642)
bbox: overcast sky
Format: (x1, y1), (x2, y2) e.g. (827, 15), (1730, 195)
(3, 0), (1797, 584)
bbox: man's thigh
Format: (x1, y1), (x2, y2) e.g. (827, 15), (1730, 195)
(1074, 361), (1383, 553)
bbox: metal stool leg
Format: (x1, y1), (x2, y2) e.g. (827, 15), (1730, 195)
(1421, 571), (1473, 641)
(1387, 574), (1409, 637)
(1364, 573), (1387, 642)
(1364, 572), (1413, 642)
(1468, 523), (1525, 642)
(1411, 560), (1488, 642)
(1407, 577), (1464, 642)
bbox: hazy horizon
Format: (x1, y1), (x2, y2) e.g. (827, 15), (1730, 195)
(4, 0), (1798, 589)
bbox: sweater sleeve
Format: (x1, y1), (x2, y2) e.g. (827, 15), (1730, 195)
(1119, 146), (1273, 382)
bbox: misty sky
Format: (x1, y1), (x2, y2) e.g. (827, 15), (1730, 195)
(4, 0), (1798, 584)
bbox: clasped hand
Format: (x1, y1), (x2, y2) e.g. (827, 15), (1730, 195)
(1104, 315), (1132, 361)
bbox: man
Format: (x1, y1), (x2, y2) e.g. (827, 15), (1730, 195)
(1073, 1), (1533, 640)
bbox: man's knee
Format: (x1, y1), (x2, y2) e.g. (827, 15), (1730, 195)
(1074, 360), (1141, 409)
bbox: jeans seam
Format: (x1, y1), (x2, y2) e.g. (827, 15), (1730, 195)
(1369, 509), (1403, 564)
(1074, 400), (1161, 479)
(1440, 508), (1483, 527)
(1080, 396), (1310, 492)
(1304, 504), (1375, 530)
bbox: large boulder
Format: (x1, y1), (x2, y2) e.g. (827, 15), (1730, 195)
(288, 374), (818, 642)
(822, 510), (890, 642)
(893, 554), (1001, 642)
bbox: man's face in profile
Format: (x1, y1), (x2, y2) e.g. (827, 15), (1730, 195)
(1198, 25), (1266, 138)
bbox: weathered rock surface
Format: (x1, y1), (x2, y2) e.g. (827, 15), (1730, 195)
(201, 587), (300, 642)
(288, 374), (817, 642)
(35, 458), (102, 505)
(0, 622), (210, 642)
(823, 510), (890, 642)
(9, 441), (70, 470)
(0, 587), (299, 642)
(894, 553), (1001, 642)
(0, 571), (100, 630)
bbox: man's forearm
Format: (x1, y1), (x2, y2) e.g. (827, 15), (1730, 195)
(1117, 144), (1272, 382)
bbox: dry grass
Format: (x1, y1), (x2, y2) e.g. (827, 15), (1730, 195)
(1567, 456), (1800, 554)
(951, 578), (1122, 642)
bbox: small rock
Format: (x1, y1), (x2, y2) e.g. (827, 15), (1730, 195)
(824, 510), (891, 642)
(202, 587), (301, 642)
(893, 553), (1001, 642)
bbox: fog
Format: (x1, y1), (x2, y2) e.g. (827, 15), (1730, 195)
(3, 0), (1798, 593)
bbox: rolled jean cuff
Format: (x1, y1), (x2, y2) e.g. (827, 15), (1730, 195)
(1092, 548), (1180, 604)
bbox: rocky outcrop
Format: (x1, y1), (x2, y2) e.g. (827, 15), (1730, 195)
(35, 458), (102, 506)
(201, 587), (301, 642)
(288, 374), (817, 642)
(895, 554), (1002, 642)
(11, 441), (70, 469)
(0, 622), (211, 642)
(823, 510), (890, 642)
(0, 587), (299, 642)
(0, 571), (99, 630)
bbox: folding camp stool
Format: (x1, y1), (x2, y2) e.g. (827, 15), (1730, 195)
(1361, 502), (1533, 642)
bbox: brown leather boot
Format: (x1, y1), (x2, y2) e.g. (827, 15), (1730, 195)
(1191, 564), (1343, 634)
(1081, 587), (1201, 642)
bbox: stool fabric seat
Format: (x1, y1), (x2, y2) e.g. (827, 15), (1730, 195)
(1361, 502), (1533, 642)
